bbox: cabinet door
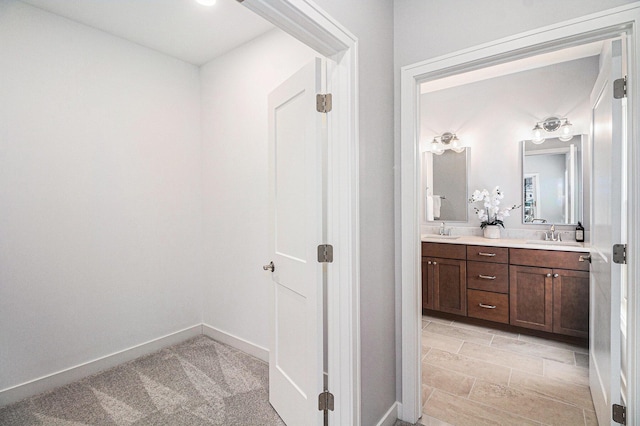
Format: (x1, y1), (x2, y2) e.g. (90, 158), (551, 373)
(433, 257), (466, 316)
(510, 265), (553, 332)
(422, 257), (434, 310)
(553, 269), (589, 338)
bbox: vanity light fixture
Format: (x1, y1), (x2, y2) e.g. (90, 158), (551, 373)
(531, 117), (574, 144)
(430, 132), (466, 154)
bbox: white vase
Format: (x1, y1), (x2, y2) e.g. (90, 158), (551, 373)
(483, 225), (501, 239)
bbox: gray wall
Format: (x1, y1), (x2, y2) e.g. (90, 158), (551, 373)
(313, 1), (396, 424)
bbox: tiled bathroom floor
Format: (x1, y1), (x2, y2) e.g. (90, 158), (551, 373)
(420, 314), (596, 426)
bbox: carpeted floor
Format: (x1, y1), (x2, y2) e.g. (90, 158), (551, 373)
(0, 336), (285, 425)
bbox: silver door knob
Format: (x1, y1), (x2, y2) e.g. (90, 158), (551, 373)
(263, 261), (275, 272)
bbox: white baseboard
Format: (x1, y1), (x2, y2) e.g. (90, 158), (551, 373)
(0, 325), (202, 407)
(201, 323), (269, 362)
(376, 401), (400, 426)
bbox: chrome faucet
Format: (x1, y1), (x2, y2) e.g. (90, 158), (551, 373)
(545, 224), (561, 241)
(439, 222), (446, 235)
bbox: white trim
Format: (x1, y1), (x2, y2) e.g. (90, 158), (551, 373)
(400, 3), (640, 423)
(375, 401), (399, 426)
(202, 323), (269, 362)
(0, 325), (202, 407)
(241, 1), (360, 425)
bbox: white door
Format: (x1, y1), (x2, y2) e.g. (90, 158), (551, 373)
(589, 38), (627, 425)
(266, 58), (325, 426)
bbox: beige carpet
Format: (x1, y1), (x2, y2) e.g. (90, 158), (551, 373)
(0, 336), (285, 425)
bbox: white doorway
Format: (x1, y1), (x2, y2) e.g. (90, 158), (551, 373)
(400, 5), (640, 424)
(240, 2), (361, 424)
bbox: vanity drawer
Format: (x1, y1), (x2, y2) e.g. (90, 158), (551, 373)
(466, 245), (509, 264)
(422, 242), (466, 260)
(467, 289), (509, 324)
(509, 248), (590, 271)
(467, 261), (509, 293)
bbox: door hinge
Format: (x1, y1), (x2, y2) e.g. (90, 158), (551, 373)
(316, 93), (332, 113)
(614, 76), (627, 99)
(613, 244), (627, 264)
(318, 390), (334, 412)
(613, 403), (626, 424)
(317, 244), (334, 263)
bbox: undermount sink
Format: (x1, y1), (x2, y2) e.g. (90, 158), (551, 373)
(525, 240), (583, 247)
(423, 234), (460, 240)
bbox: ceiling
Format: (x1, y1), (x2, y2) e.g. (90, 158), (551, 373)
(420, 40), (604, 94)
(20, 0), (275, 65)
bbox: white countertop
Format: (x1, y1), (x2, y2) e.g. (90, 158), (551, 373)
(421, 234), (589, 252)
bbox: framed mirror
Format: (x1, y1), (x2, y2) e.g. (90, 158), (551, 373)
(522, 135), (584, 224)
(422, 148), (469, 222)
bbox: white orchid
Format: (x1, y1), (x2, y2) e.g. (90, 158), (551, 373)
(469, 186), (520, 228)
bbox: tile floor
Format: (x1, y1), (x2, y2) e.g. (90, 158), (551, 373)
(420, 314), (596, 426)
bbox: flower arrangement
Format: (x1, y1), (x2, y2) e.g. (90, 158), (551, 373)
(469, 187), (520, 229)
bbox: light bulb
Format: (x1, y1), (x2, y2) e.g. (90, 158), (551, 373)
(451, 135), (460, 149)
(433, 149), (445, 155)
(431, 138), (440, 152)
(532, 123), (545, 144)
(558, 120), (574, 141)
(450, 135), (465, 152)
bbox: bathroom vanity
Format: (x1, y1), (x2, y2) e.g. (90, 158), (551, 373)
(422, 236), (590, 340)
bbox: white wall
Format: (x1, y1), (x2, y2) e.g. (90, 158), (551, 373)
(0, 1), (203, 391)
(199, 29), (316, 349)
(420, 57), (598, 229)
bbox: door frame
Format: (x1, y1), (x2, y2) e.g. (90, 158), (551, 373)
(241, 1), (360, 424)
(399, 3), (640, 423)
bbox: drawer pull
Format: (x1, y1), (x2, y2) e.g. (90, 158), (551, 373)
(478, 303), (497, 309)
(478, 274), (496, 280)
(478, 252), (496, 257)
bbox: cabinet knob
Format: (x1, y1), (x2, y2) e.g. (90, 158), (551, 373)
(427, 261), (432, 265)
(478, 252), (496, 257)
(553, 273), (559, 278)
(478, 275), (496, 280)
(478, 303), (497, 309)
(433, 261), (437, 265)
(546, 273), (552, 277)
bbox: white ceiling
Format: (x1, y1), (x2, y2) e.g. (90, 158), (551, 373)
(20, 0), (276, 65)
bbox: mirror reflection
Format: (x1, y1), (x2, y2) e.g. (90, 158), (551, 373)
(522, 135), (583, 224)
(422, 149), (469, 222)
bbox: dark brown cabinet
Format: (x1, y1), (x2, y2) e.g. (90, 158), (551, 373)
(509, 248), (590, 338)
(552, 269), (590, 338)
(466, 245), (510, 324)
(510, 265), (554, 332)
(421, 257), (434, 310)
(422, 243), (466, 316)
(421, 242), (590, 340)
